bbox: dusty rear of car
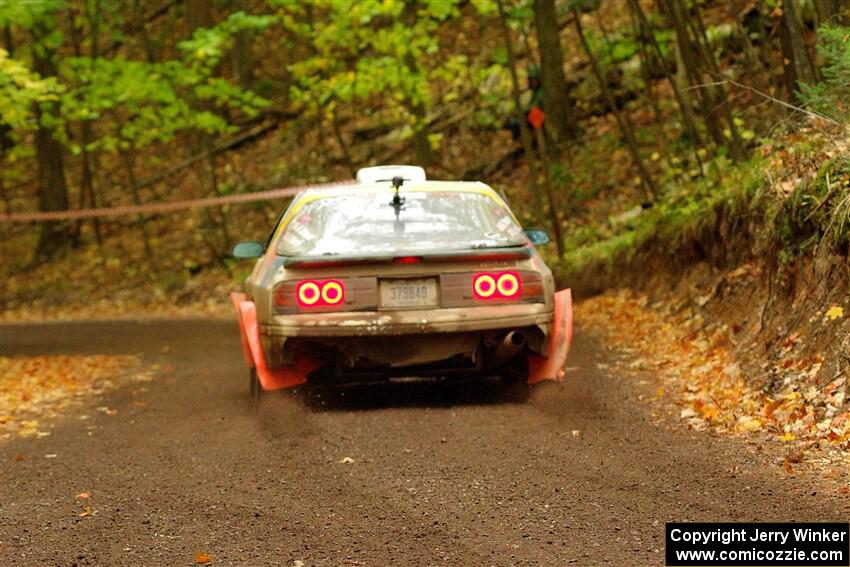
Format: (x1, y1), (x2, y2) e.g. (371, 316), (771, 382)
(231, 168), (572, 392)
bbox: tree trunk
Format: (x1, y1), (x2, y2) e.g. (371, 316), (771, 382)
(496, 0), (543, 217)
(331, 113), (355, 175)
(72, 0), (103, 245)
(782, 0), (816, 93)
(532, 0), (579, 142)
(725, 0), (768, 90)
(574, 10), (657, 201)
(133, 0), (160, 63)
(0, 25), (14, 157)
(626, 0), (702, 150)
(815, 0), (847, 26)
(778, 11), (800, 102)
(410, 124), (434, 168)
(32, 22), (70, 261)
(186, 0), (232, 254)
(688, 5), (748, 160)
(228, 0), (255, 89)
(533, 127), (565, 258)
(120, 146), (154, 259)
(661, 0), (729, 152)
(626, 9), (663, 124)
(401, 3), (435, 168)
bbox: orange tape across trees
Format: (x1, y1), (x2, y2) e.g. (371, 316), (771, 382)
(0, 180), (355, 223)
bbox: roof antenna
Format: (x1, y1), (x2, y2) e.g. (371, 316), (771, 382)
(390, 175), (406, 232)
(391, 175), (405, 208)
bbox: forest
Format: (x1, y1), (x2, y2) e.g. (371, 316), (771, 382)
(1, 0), (847, 296)
(1, 2), (849, 563)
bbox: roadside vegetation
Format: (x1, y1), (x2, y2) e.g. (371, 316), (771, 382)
(1, 1), (848, 467)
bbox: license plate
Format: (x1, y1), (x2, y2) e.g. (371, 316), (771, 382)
(380, 278), (438, 309)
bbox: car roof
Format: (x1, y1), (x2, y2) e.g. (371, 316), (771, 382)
(290, 181), (512, 214)
(269, 180), (517, 246)
(294, 180), (500, 200)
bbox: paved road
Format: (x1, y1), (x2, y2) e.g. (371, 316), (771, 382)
(1, 321), (846, 566)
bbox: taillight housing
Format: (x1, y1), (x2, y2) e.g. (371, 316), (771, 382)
(274, 277), (377, 313)
(296, 279), (344, 307)
(472, 271), (521, 300)
(274, 279), (347, 312)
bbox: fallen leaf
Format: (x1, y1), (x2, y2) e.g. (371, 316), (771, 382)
(76, 491), (91, 500)
(764, 399), (784, 420)
(701, 405), (719, 421)
(0, 355), (144, 439)
(740, 418), (762, 432)
(14, 454), (27, 462)
(195, 552), (213, 564)
(79, 506), (95, 517)
(783, 458), (794, 474)
(786, 448), (804, 463)
(782, 332), (801, 351)
(778, 433), (796, 442)
(825, 305), (844, 320)
(656, 387), (665, 398)
(571, 430), (581, 438)
(338, 457), (354, 464)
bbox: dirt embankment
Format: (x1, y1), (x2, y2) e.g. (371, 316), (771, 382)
(564, 186), (850, 479)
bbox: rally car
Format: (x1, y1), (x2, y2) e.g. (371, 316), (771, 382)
(230, 165), (573, 393)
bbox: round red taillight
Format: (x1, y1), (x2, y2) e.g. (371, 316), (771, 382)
(322, 281), (343, 304)
(473, 272), (521, 300)
(297, 282), (321, 305)
(473, 274), (497, 298)
(296, 279), (345, 308)
(497, 273), (519, 297)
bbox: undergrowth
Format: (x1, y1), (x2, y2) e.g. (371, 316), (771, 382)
(556, 127), (850, 283)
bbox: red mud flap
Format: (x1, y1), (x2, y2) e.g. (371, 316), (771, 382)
(528, 289), (574, 384)
(229, 292), (316, 391)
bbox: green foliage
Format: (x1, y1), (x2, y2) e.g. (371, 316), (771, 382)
(178, 11), (277, 70)
(798, 25), (850, 123)
(281, 0), (463, 129)
(0, 49), (64, 132)
(0, 0), (63, 30)
(773, 156), (850, 266)
(2, 3), (270, 159)
(0, 0), (66, 60)
(559, 152), (763, 276)
(583, 28), (639, 69)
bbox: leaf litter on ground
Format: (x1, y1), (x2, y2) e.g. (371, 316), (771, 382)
(576, 290), (849, 473)
(0, 354), (154, 441)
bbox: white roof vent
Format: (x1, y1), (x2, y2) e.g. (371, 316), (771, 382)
(356, 165), (426, 184)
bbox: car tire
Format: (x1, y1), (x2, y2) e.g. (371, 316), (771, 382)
(500, 352), (530, 384)
(249, 368), (262, 401)
(504, 380), (531, 402)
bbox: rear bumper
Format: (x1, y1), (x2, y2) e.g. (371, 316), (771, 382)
(260, 303), (553, 337)
(231, 291), (572, 390)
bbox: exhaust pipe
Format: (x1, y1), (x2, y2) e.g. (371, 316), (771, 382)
(492, 331), (526, 365)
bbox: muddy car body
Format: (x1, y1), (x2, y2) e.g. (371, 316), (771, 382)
(231, 166), (573, 391)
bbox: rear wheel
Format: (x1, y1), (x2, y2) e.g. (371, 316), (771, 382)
(249, 368), (262, 401)
(498, 353), (531, 401)
(499, 352), (529, 383)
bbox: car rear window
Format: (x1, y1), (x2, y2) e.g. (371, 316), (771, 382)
(276, 191), (526, 256)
